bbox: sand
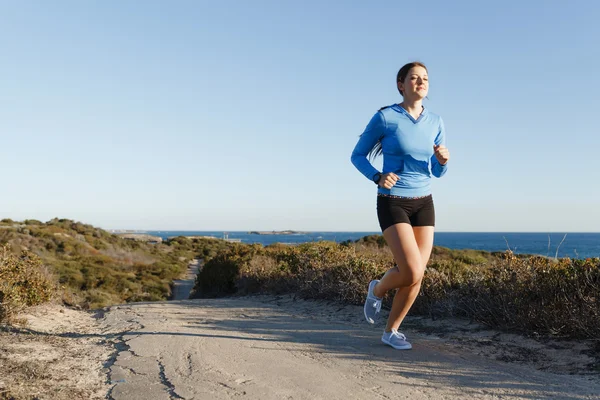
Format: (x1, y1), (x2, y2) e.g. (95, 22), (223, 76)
(1, 294), (599, 399)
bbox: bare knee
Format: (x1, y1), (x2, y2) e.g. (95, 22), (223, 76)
(401, 264), (424, 287)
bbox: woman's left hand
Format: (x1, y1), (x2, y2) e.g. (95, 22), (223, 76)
(434, 145), (450, 165)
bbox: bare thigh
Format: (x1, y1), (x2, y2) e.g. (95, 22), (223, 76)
(412, 226), (435, 267)
(382, 223), (424, 286)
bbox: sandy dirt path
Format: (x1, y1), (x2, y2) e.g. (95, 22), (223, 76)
(102, 296), (600, 400)
(170, 259), (201, 301)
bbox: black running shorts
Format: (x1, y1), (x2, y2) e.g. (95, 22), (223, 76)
(376, 194), (435, 232)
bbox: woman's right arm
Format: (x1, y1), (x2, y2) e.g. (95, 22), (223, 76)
(350, 111), (385, 181)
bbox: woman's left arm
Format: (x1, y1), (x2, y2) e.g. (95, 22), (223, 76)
(431, 117), (449, 178)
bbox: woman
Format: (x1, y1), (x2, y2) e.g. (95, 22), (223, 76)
(350, 62), (450, 350)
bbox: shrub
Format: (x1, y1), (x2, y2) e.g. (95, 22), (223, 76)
(417, 253), (600, 338)
(0, 245), (55, 323)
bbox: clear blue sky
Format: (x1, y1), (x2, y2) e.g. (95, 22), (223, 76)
(1, 1), (599, 232)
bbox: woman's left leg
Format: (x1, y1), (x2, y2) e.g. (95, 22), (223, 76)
(380, 226), (434, 331)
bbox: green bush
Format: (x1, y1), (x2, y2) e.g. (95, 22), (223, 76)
(0, 245), (55, 323)
(0, 218), (196, 310)
(192, 241), (391, 303)
(194, 243), (262, 297)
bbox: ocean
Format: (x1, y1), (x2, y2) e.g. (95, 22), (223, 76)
(144, 231), (600, 259)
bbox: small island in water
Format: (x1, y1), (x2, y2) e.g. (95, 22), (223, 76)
(248, 230), (306, 235)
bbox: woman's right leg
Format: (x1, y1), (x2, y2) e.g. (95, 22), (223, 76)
(372, 222), (424, 332)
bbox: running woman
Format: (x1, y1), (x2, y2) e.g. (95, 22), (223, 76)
(350, 61), (450, 350)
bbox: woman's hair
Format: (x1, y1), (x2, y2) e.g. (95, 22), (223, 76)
(364, 61), (428, 160)
(396, 61), (428, 96)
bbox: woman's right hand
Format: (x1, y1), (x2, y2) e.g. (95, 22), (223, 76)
(378, 172), (399, 189)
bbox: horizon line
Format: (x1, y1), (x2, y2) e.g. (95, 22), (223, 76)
(106, 229), (600, 234)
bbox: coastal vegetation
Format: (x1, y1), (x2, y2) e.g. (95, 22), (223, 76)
(2, 218), (598, 344)
(0, 218), (209, 320)
(193, 237), (600, 341)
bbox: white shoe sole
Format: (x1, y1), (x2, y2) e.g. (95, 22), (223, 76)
(363, 280), (380, 324)
(382, 337), (412, 350)
(364, 305), (375, 324)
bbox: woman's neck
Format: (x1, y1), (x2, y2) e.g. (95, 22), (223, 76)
(399, 99), (423, 114)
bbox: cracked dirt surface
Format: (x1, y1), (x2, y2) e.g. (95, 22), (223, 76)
(2, 294), (599, 399)
(0, 302), (131, 400)
(102, 296), (600, 400)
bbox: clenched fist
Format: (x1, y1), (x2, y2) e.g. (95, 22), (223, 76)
(378, 172), (399, 189)
(434, 145), (450, 165)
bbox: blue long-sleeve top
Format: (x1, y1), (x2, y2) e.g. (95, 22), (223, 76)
(351, 104), (448, 197)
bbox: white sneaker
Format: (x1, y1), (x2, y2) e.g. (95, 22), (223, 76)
(382, 329), (412, 350)
(363, 280), (382, 324)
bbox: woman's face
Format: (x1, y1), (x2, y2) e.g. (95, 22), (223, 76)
(398, 66), (428, 100)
